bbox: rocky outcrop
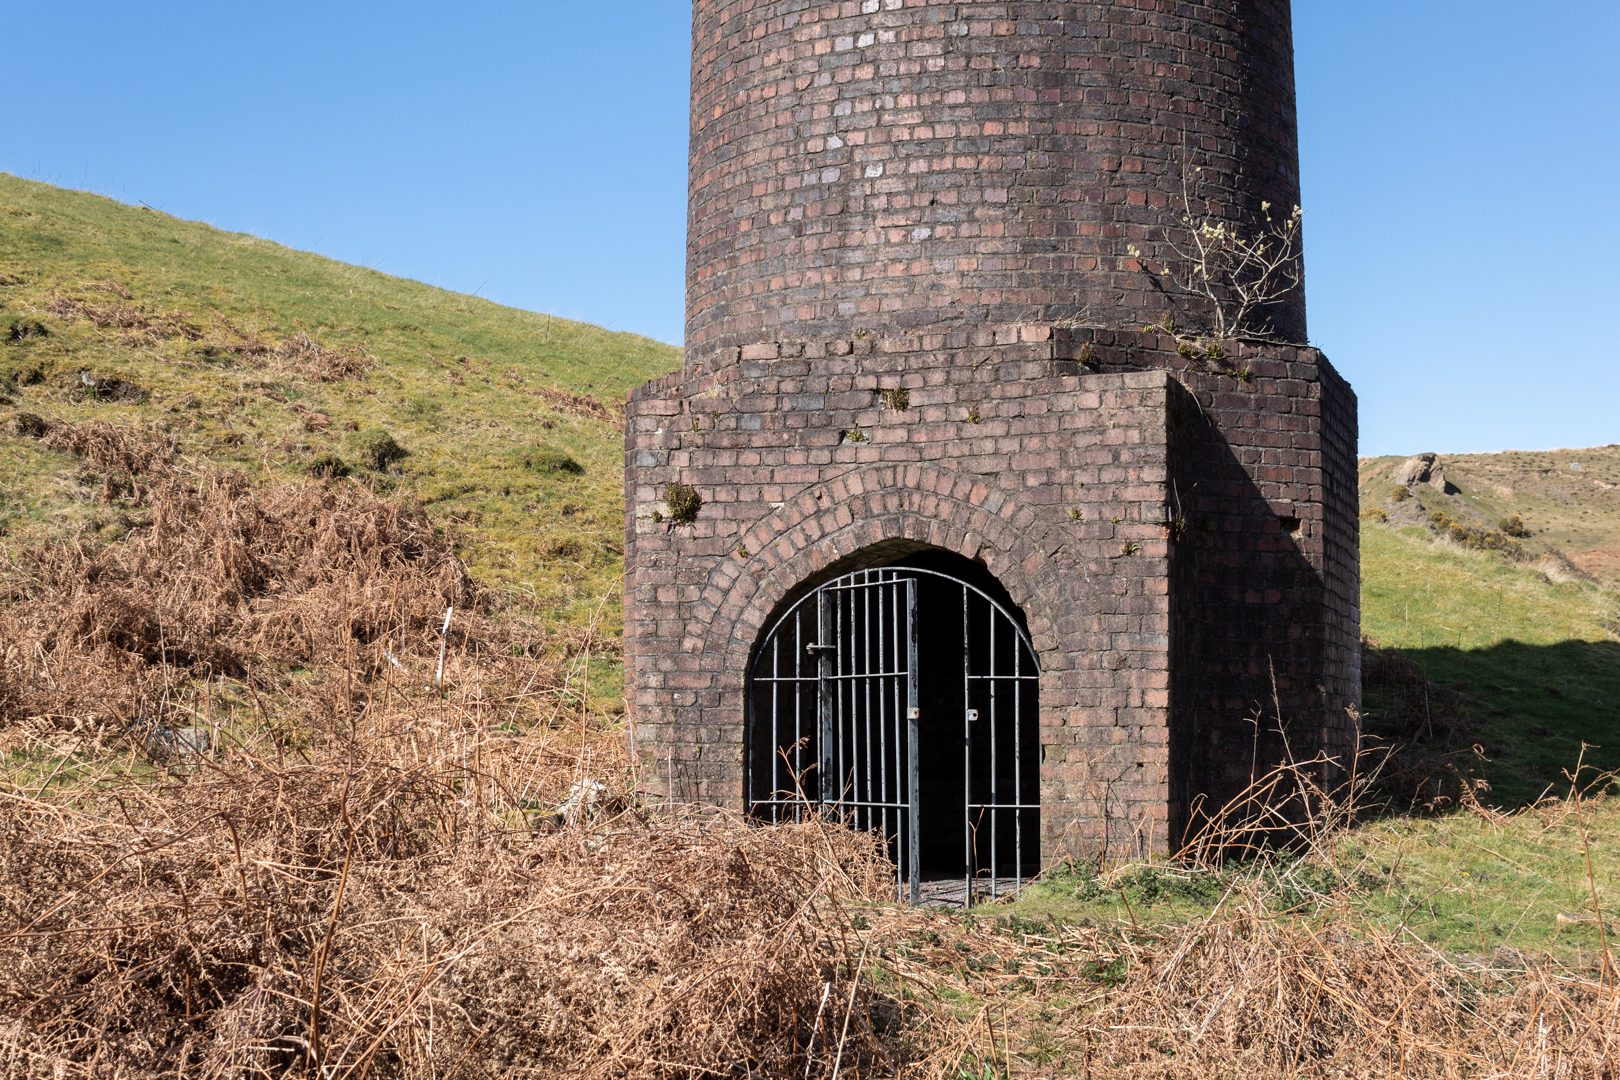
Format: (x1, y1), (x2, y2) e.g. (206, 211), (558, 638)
(1394, 453), (1450, 494)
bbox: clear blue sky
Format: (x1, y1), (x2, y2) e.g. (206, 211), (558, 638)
(4, 1), (1616, 457)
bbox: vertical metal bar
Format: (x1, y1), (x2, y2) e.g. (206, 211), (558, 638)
(767, 627), (777, 821)
(891, 579), (903, 901)
(863, 575), (874, 838)
(1015, 621), (1023, 894)
(874, 579), (887, 900)
(817, 589), (835, 807)
(842, 582), (855, 819)
(962, 582), (971, 909)
(906, 576), (920, 904)
(887, 579), (900, 900)
(793, 608), (803, 821)
(990, 592), (998, 902)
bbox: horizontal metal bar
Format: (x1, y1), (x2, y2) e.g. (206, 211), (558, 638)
(967, 803), (1042, 810)
(753, 672), (908, 684)
(752, 799), (913, 811)
(817, 580), (905, 593)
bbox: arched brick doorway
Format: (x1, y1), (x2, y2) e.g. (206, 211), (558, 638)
(746, 548), (1040, 905)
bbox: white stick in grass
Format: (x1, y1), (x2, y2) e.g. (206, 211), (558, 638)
(436, 607), (453, 691)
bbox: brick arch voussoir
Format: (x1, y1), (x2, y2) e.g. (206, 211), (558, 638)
(695, 465), (1074, 686)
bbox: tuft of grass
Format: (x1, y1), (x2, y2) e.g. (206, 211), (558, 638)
(304, 451), (350, 479)
(662, 481), (702, 526)
(348, 427), (407, 470)
(514, 446), (585, 476)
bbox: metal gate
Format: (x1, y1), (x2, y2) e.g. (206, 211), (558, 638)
(747, 567), (1041, 906)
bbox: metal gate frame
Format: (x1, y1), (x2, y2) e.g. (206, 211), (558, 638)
(746, 566), (1041, 906)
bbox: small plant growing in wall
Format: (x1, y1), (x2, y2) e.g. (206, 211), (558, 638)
(1068, 507), (1083, 521)
(842, 429), (868, 443)
(965, 403), (983, 424)
(1077, 341), (1099, 367)
(1120, 541), (1141, 556)
(879, 387), (910, 411)
(661, 481), (702, 526)
(1127, 165), (1304, 339)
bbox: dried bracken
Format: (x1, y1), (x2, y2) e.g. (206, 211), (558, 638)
(40, 417), (176, 477)
(0, 451), (903, 1077)
(271, 332), (373, 382)
(0, 470), (477, 733)
(46, 294), (203, 343)
(0, 725), (899, 1078)
(501, 371), (620, 424)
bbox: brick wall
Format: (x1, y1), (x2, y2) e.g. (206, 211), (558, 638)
(687, 0), (1306, 363)
(624, 327), (1357, 856)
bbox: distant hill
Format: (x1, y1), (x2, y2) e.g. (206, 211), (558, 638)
(1361, 445), (1620, 589)
(0, 174), (682, 646)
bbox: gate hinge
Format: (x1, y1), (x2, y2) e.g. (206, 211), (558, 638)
(805, 643), (837, 656)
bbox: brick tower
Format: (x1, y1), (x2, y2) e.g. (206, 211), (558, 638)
(625, 0), (1358, 880)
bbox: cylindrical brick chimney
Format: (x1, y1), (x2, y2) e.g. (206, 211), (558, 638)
(686, 1), (1306, 363)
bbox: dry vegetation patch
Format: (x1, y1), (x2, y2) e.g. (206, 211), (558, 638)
(0, 419), (491, 749)
(2, 448), (1618, 1076)
(0, 728), (905, 1078)
(44, 293), (203, 344)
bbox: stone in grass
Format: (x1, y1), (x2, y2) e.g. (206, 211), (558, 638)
(143, 723), (214, 762)
(348, 427), (407, 471)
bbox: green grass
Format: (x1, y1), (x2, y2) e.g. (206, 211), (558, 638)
(1360, 520), (1620, 805)
(0, 174), (681, 656)
(1345, 793), (1619, 958)
(1003, 793), (1619, 967)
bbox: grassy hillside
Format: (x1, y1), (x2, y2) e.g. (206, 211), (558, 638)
(1360, 459), (1613, 806)
(0, 173), (680, 650)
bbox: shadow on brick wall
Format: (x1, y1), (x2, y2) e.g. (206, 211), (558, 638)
(1167, 379), (1347, 850)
